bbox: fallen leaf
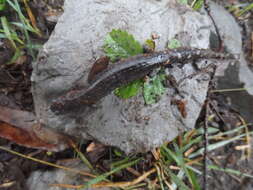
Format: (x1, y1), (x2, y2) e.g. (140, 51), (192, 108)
(88, 56), (110, 84)
(171, 99), (188, 118)
(86, 142), (107, 164)
(0, 106), (71, 151)
(0, 106), (36, 131)
(0, 121), (57, 150)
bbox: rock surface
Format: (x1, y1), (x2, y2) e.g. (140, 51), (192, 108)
(32, 0), (227, 153)
(208, 2), (253, 123)
(27, 161), (111, 190)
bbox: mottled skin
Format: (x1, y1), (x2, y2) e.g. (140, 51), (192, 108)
(50, 48), (234, 114)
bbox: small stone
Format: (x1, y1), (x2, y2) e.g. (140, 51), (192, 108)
(31, 0), (225, 153)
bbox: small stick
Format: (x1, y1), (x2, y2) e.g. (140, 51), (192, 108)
(202, 63), (217, 190)
(204, 0), (224, 52)
(203, 99), (209, 190)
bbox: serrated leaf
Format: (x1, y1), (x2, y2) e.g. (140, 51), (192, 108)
(143, 73), (166, 104)
(114, 79), (143, 99)
(103, 29), (143, 62)
(103, 29), (143, 99)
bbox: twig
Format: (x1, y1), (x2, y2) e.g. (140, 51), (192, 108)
(203, 99), (209, 190)
(50, 168), (157, 189)
(202, 62), (217, 190)
(204, 0), (223, 52)
(0, 145), (96, 178)
(251, 32), (253, 58)
(209, 101), (228, 127)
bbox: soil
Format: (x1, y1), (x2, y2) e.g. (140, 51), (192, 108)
(0, 1), (66, 189)
(0, 0), (252, 190)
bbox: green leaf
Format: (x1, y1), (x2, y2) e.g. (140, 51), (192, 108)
(0, 0), (6, 11)
(1, 16), (17, 48)
(168, 38), (181, 49)
(7, 48), (22, 64)
(6, 0), (37, 58)
(46, 151), (53, 156)
(103, 29), (143, 99)
(164, 167), (191, 190)
(189, 130), (253, 158)
(143, 73), (166, 104)
(237, 3), (253, 17)
(11, 22), (39, 34)
(145, 39), (155, 51)
(191, 0), (204, 11)
(178, 0), (188, 5)
(113, 149), (123, 157)
(187, 168), (201, 190)
(114, 79), (143, 99)
(103, 29), (143, 62)
(25, 43), (42, 51)
(111, 156), (132, 168)
(208, 165), (253, 178)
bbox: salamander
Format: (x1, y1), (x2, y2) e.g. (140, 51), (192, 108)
(50, 48), (234, 115)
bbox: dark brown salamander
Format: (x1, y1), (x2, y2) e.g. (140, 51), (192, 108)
(50, 48), (234, 114)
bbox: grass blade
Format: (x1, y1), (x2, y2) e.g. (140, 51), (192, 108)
(81, 158), (141, 189)
(237, 3), (253, 16)
(6, 0), (35, 58)
(0, 0), (6, 11)
(164, 167), (190, 190)
(208, 165), (253, 178)
(189, 131), (253, 158)
(173, 143), (201, 190)
(1, 16), (16, 48)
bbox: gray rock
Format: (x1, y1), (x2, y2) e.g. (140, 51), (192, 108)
(27, 161), (111, 190)
(32, 0), (224, 153)
(208, 2), (253, 122)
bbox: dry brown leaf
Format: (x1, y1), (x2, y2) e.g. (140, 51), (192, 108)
(23, 0), (41, 36)
(171, 99), (188, 118)
(0, 106), (71, 151)
(0, 121), (57, 150)
(88, 56), (110, 84)
(86, 142), (107, 164)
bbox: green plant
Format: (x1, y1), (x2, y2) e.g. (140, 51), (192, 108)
(103, 29), (174, 104)
(0, 0), (6, 11)
(153, 124), (253, 189)
(177, 0), (204, 10)
(191, 0), (204, 11)
(0, 0), (41, 63)
(104, 29), (144, 99)
(236, 3), (253, 17)
(81, 157), (142, 189)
